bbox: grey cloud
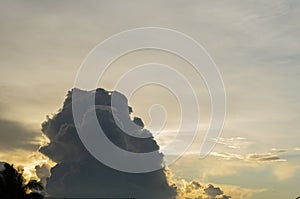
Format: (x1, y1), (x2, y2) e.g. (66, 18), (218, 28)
(204, 184), (223, 197)
(203, 184), (232, 199)
(40, 88), (176, 199)
(246, 153), (284, 162)
(39, 88), (232, 199)
(0, 119), (41, 151)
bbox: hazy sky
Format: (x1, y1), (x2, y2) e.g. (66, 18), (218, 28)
(0, 1), (300, 198)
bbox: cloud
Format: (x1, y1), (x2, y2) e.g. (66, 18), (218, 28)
(215, 137), (251, 149)
(171, 148), (298, 192)
(204, 184), (224, 198)
(39, 88), (176, 198)
(246, 153), (285, 162)
(178, 183), (231, 199)
(38, 88), (235, 199)
(210, 152), (243, 160)
(210, 147), (287, 163)
(0, 118), (52, 180)
(0, 119), (41, 152)
(271, 148), (287, 153)
(0, 150), (54, 183)
(35, 163), (51, 186)
(0, 1), (299, 197)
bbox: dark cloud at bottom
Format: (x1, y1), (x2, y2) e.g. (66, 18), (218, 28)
(39, 88), (230, 199)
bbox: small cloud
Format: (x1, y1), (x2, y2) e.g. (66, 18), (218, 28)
(246, 153), (286, 162)
(35, 163), (51, 186)
(204, 184), (224, 197)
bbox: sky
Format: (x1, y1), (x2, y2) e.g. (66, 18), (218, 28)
(0, 0), (300, 198)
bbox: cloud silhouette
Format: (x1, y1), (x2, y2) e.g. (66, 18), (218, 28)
(39, 88), (232, 199)
(40, 88), (176, 198)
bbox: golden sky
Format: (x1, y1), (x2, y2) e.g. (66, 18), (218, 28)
(0, 1), (300, 198)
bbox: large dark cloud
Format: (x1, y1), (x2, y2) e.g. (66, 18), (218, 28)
(40, 88), (176, 198)
(39, 88), (232, 199)
(0, 119), (40, 152)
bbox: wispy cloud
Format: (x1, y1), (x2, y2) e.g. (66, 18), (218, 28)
(215, 137), (252, 149)
(210, 152), (243, 160)
(210, 151), (286, 162)
(0, 118), (42, 152)
(246, 153), (286, 162)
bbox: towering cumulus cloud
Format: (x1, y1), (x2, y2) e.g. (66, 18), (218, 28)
(40, 88), (176, 198)
(39, 88), (231, 199)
